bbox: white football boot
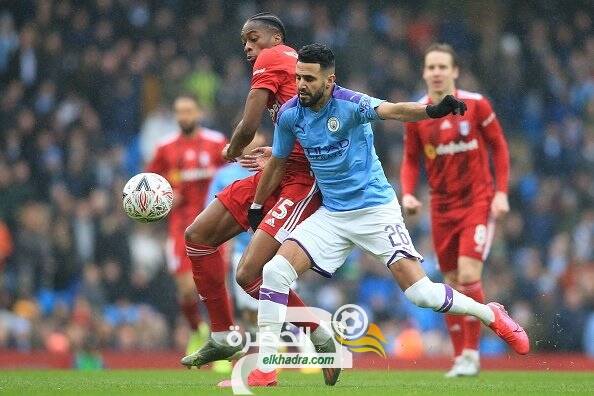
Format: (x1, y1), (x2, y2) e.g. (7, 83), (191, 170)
(445, 349), (480, 378)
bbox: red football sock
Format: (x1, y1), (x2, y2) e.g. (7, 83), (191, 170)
(180, 299), (201, 331)
(243, 277), (319, 332)
(445, 314), (465, 357)
(186, 241), (234, 332)
(460, 280), (485, 351)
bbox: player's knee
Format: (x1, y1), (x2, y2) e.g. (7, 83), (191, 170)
(443, 271), (458, 287)
(457, 268), (481, 285)
(178, 286), (195, 302)
(261, 255), (298, 289)
(235, 264), (252, 289)
(184, 222), (200, 243)
(404, 277), (443, 310)
(184, 220), (214, 246)
(456, 257), (482, 284)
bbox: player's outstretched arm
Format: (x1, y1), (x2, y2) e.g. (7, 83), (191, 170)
(224, 88), (270, 160)
(248, 155), (288, 230)
(376, 95), (467, 122)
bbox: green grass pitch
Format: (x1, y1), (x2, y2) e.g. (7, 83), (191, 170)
(1, 370), (593, 396)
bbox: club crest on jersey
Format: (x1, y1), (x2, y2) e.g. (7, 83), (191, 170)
(459, 120), (470, 136)
(327, 116), (340, 133)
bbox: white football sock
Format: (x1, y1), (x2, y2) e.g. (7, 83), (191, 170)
(404, 277), (495, 324)
(257, 255), (298, 373)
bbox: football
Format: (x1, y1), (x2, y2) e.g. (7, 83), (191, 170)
(122, 173), (174, 223)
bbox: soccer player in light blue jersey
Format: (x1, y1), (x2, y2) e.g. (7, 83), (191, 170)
(243, 43), (529, 386)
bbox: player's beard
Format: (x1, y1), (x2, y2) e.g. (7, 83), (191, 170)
(299, 87), (325, 108)
(179, 120), (197, 135)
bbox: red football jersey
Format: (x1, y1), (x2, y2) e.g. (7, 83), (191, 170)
(251, 44), (309, 174)
(401, 90), (509, 210)
(146, 128), (227, 228)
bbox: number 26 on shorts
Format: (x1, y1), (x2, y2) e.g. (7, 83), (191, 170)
(385, 224), (410, 247)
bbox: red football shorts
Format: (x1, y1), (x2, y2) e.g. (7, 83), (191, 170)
(217, 171), (321, 242)
(166, 223), (193, 275)
(431, 201), (495, 273)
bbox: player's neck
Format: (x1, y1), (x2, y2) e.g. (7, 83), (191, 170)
(429, 87), (456, 104)
(181, 128), (199, 138)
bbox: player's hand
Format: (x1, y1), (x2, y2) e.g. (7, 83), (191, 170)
(248, 205), (265, 231)
(490, 191), (509, 219)
(402, 194), (422, 215)
(426, 95), (467, 118)
(222, 144), (241, 162)
(238, 146), (272, 172)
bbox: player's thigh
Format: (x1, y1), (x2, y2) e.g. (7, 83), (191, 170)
(284, 207), (353, 278)
(184, 198), (243, 246)
(236, 230), (281, 286)
(258, 178), (321, 243)
(348, 200), (423, 268)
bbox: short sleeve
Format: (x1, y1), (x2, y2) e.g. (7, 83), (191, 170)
(356, 94), (385, 124)
(271, 111), (296, 158)
(251, 49), (284, 94)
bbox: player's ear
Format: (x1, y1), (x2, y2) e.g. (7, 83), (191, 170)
(326, 73), (336, 88)
(452, 66), (459, 80)
(272, 32), (282, 45)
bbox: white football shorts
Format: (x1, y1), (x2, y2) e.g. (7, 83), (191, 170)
(286, 199), (423, 277)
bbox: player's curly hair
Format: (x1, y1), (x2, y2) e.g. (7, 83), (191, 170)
(247, 12), (286, 42)
(297, 43), (335, 70)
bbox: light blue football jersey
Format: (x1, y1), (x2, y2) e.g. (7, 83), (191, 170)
(272, 85), (395, 211)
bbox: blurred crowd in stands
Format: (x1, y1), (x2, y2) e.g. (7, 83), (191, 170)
(0, 0), (593, 359)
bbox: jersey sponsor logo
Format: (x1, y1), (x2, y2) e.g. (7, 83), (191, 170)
(304, 139), (350, 160)
(327, 116), (340, 133)
(423, 138), (479, 159)
(175, 168), (215, 182)
(440, 119), (452, 130)
(459, 120), (470, 136)
(424, 144), (437, 160)
(253, 68), (266, 75)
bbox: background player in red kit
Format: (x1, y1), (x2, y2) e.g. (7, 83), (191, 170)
(181, 14), (337, 386)
(400, 44), (510, 377)
(145, 95), (227, 355)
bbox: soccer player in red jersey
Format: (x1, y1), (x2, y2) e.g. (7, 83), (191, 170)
(400, 43), (511, 377)
(181, 14), (337, 386)
(145, 94), (227, 354)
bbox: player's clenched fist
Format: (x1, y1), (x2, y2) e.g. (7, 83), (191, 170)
(490, 191), (510, 219)
(402, 194), (423, 215)
(426, 95), (467, 118)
